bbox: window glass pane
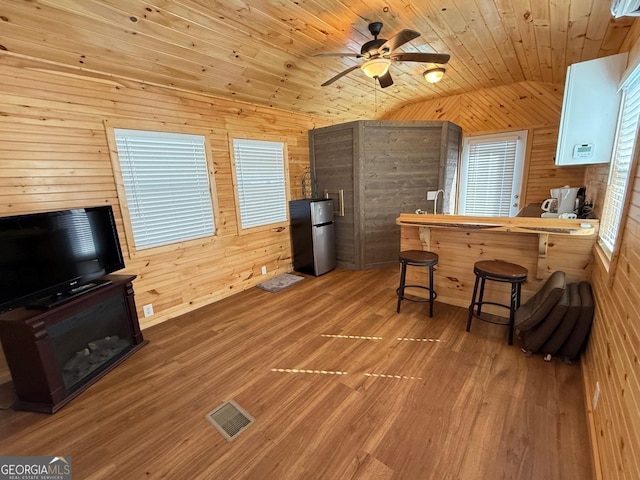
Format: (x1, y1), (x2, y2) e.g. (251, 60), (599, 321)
(114, 129), (215, 249)
(598, 71), (640, 257)
(233, 139), (287, 229)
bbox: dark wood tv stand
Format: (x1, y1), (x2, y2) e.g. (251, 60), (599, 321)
(0, 274), (147, 413)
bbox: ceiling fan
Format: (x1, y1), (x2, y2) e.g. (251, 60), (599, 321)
(316, 22), (450, 88)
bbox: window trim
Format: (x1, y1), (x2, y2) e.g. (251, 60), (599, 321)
(104, 119), (220, 258)
(228, 134), (291, 235)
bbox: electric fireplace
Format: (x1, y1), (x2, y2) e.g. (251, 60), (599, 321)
(0, 275), (147, 413)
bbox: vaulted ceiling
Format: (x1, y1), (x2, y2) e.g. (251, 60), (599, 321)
(0, 0), (636, 121)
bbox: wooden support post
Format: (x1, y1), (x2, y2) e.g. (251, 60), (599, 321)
(419, 226), (431, 251)
(536, 234), (549, 279)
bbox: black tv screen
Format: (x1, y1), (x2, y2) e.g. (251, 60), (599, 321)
(0, 206), (125, 312)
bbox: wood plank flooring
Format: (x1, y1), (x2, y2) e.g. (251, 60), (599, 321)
(0, 267), (593, 479)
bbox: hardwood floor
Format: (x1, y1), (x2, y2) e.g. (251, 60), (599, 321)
(0, 267), (593, 479)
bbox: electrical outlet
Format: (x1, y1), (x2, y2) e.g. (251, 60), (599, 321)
(427, 190), (438, 200)
(593, 381), (600, 410)
(142, 304), (154, 318)
(261, 266), (267, 275)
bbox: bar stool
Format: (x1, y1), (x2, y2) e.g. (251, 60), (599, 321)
(396, 250), (438, 317)
(466, 260), (528, 345)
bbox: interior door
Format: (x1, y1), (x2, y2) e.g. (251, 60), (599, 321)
(458, 131), (528, 217)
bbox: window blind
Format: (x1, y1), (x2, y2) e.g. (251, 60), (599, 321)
(462, 138), (518, 216)
(233, 138), (287, 229)
(114, 129), (215, 250)
(598, 70), (640, 256)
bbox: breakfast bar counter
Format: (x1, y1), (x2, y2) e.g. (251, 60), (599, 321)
(395, 213), (599, 312)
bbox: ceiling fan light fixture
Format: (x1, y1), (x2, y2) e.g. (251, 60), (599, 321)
(361, 58), (391, 78)
(423, 67), (446, 84)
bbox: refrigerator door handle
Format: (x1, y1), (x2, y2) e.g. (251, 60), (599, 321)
(323, 188), (344, 217)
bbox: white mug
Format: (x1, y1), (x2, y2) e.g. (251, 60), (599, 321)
(558, 213), (577, 219)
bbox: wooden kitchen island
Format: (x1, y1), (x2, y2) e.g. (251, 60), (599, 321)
(396, 213), (599, 312)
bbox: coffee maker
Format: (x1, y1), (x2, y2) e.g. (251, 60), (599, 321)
(541, 185), (581, 217)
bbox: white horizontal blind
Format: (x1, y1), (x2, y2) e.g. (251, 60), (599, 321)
(599, 71), (640, 256)
(233, 138), (287, 229)
(114, 129), (215, 250)
(461, 137), (518, 216)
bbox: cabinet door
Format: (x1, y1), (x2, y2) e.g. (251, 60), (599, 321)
(556, 53), (627, 166)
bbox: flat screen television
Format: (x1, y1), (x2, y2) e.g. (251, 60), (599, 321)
(0, 206), (125, 312)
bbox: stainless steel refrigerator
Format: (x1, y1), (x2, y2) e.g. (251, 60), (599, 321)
(290, 199), (336, 276)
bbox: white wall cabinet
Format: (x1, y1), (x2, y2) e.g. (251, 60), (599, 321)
(555, 53), (628, 166)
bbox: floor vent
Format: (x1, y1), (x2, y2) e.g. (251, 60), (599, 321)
(205, 400), (254, 441)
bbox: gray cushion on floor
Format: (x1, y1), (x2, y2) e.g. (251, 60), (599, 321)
(541, 282), (581, 355)
(514, 270), (566, 332)
(561, 281), (595, 360)
(522, 287), (570, 352)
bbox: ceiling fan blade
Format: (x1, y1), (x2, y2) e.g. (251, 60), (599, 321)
(315, 52), (363, 58)
(378, 29), (420, 54)
(321, 64), (361, 86)
(378, 71), (393, 88)
(390, 52), (451, 64)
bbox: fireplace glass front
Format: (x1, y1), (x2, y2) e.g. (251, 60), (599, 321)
(46, 293), (134, 391)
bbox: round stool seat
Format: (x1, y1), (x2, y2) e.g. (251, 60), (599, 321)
(399, 250), (438, 266)
(474, 260), (528, 282)
(396, 250), (438, 318)
(467, 260), (528, 345)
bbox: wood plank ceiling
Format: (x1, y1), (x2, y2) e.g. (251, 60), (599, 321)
(0, 0), (635, 122)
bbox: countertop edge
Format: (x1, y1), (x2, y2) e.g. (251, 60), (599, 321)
(396, 214), (599, 236)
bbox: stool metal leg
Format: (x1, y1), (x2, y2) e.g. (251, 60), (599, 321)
(508, 282), (517, 345)
(429, 264), (434, 317)
(466, 274), (480, 332)
(396, 261), (407, 313)
(477, 276), (486, 316)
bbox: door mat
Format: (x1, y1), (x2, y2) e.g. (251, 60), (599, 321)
(256, 273), (304, 293)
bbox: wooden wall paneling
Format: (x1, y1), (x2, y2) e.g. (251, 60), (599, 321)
(383, 81), (590, 208)
(311, 121), (462, 270)
(399, 225), (595, 314)
(362, 125), (443, 268)
(580, 24), (640, 480)
(525, 126), (587, 205)
(0, 59), (327, 383)
(383, 81), (563, 133)
(354, 121), (366, 271)
(583, 153), (640, 480)
(441, 122), (463, 214)
(309, 123), (358, 268)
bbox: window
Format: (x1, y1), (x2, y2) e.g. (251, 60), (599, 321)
(231, 138), (288, 230)
(112, 128), (216, 250)
(598, 65), (640, 259)
(459, 131), (528, 217)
